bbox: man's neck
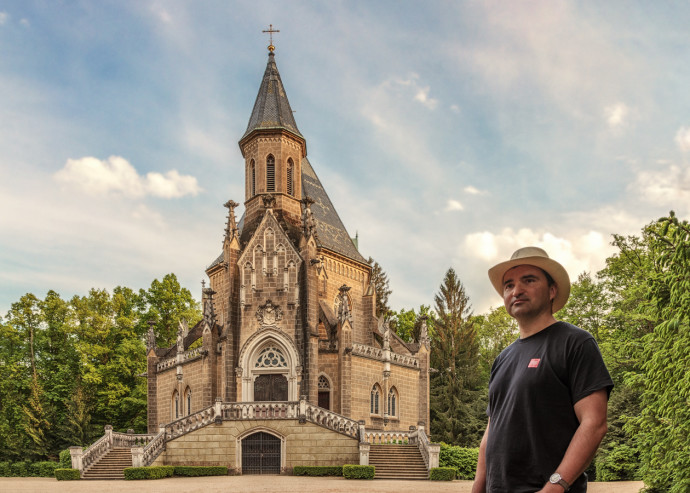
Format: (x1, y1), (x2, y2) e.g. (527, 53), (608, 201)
(517, 312), (558, 339)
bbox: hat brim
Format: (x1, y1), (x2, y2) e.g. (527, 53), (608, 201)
(488, 256), (571, 313)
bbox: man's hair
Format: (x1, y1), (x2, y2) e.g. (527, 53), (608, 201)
(540, 268), (556, 287)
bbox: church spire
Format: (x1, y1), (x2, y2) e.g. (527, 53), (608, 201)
(240, 44), (303, 144)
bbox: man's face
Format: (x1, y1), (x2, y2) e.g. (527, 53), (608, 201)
(502, 264), (557, 320)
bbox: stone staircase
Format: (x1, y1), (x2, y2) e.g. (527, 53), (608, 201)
(82, 447), (132, 480)
(369, 444), (429, 480)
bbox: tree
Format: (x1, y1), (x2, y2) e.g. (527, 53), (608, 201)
(625, 212), (690, 492)
(390, 305), (435, 343)
(367, 257), (392, 318)
(475, 306), (518, 383)
(429, 268), (484, 446)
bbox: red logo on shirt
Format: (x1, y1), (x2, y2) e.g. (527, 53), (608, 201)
(528, 358), (541, 368)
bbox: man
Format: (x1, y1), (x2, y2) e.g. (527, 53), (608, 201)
(472, 247), (613, 493)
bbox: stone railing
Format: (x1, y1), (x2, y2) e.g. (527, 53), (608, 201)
(165, 404), (218, 441)
(303, 401), (360, 439)
(137, 426), (166, 467)
(222, 401), (299, 420)
(156, 347), (206, 372)
(351, 343), (419, 369)
(71, 425), (156, 474)
(409, 423), (439, 470)
(362, 430), (409, 444)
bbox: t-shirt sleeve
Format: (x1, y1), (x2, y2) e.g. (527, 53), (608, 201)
(568, 338), (614, 405)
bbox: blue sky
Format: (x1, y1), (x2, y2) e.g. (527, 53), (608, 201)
(1, 1), (689, 317)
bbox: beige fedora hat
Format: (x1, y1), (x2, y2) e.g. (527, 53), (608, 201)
(488, 246), (571, 313)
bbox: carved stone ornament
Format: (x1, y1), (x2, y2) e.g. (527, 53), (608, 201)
(235, 367), (243, 377)
(262, 194), (276, 209)
(256, 299), (283, 327)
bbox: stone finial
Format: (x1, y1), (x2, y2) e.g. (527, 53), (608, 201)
(146, 319), (156, 351)
(202, 288), (217, 326)
(224, 199), (239, 239)
(337, 284), (352, 325)
(301, 196), (316, 237)
(176, 320), (188, 354)
(419, 315), (430, 349)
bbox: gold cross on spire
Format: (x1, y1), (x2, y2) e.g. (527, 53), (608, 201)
(262, 24), (280, 52)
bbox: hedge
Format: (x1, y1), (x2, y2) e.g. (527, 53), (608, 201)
(438, 443), (479, 480)
(430, 467), (456, 481)
(343, 464), (375, 479)
(0, 460), (60, 478)
(595, 445), (640, 481)
(173, 466), (228, 477)
(293, 465), (343, 476)
(55, 469), (81, 481)
(124, 465), (174, 480)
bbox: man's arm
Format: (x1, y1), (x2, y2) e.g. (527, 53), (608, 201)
(471, 418), (490, 493)
(538, 389), (609, 492)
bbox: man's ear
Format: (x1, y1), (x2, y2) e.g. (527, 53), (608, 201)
(549, 284), (557, 302)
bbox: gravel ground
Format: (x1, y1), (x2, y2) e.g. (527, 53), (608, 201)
(0, 476), (645, 493)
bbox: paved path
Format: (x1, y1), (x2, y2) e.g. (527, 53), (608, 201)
(0, 476), (645, 493)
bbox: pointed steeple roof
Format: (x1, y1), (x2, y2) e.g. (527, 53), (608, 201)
(241, 50), (303, 142)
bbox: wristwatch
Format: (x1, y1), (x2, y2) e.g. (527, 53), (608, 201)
(549, 472), (570, 491)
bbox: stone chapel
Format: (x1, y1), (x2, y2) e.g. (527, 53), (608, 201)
(113, 43), (436, 476)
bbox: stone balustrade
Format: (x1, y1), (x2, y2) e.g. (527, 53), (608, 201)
(140, 427), (166, 466)
(156, 346), (206, 372)
(410, 423), (439, 469)
(303, 402), (360, 439)
(351, 343), (419, 369)
(363, 430), (409, 444)
(222, 401), (299, 420)
(71, 425), (158, 474)
(165, 405), (217, 440)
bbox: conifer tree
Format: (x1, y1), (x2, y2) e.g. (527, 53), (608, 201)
(367, 257), (392, 318)
(429, 268), (484, 446)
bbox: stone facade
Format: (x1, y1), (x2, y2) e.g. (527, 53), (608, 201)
(145, 47), (431, 469)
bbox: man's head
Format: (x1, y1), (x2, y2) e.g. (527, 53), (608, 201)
(488, 246), (570, 314)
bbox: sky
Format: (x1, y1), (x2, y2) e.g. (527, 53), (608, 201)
(1, 1), (689, 319)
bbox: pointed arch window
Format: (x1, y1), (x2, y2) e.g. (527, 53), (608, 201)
(266, 155), (275, 192)
(388, 387), (398, 418)
(250, 159), (256, 197)
(185, 387), (192, 416)
(172, 390), (180, 420)
(286, 158), (294, 196)
(370, 384), (381, 415)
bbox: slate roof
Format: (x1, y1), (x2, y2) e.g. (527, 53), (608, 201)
(241, 51), (303, 141)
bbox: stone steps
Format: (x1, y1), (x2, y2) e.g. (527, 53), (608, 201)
(82, 447), (132, 480)
(369, 444), (428, 480)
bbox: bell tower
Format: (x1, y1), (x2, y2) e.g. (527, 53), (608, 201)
(238, 41), (306, 232)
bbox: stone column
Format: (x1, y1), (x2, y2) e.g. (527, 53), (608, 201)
(358, 420), (366, 442)
(358, 442), (370, 466)
(131, 447), (144, 468)
(428, 443), (440, 469)
(69, 446), (83, 471)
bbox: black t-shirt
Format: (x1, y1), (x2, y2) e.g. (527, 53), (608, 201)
(486, 322), (613, 493)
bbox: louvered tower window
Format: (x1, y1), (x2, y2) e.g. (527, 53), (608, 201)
(266, 155), (275, 192)
(286, 158), (294, 196)
(250, 160), (256, 196)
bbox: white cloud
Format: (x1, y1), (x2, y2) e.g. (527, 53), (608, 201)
(0, 12), (7, 25)
(445, 199), (464, 212)
(631, 164), (690, 205)
(414, 87), (438, 109)
(604, 102), (630, 129)
(464, 227), (612, 281)
(464, 185), (487, 195)
(20, 18), (29, 28)
(54, 156), (202, 198)
(675, 126), (690, 153)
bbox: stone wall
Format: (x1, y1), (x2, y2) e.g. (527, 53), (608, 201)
(154, 419), (358, 474)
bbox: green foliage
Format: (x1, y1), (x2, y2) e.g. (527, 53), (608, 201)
(173, 465), (228, 476)
(30, 461), (60, 477)
(0, 274), (201, 462)
(390, 305), (435, 343)
(430, 467), (456, 481)
(430, 268), (485, 447)
(342, 464), (375, 479)
(438, 443), (478, 480)
(475, 306), (517, 382)
(124, 465), (175, 480)
(624, 213), (690, 492)
(54, 468), (81, 480)
(367, 257), (392, 318)
(293, 465), (343, 476)
(595, 444), (640, 481)
(58, 449), (72, 468)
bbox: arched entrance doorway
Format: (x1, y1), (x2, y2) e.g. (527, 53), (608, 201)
(241, 431), (281, 474)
